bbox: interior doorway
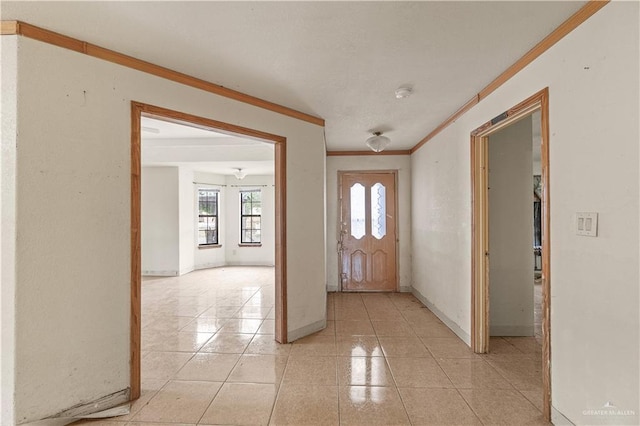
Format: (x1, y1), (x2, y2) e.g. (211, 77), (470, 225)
(338, 171), (398, 292)
(486, 113), (540, 339)
(130, 102), (288, 400)
(470, 88), (551, 420)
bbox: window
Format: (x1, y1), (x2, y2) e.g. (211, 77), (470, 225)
(198, 189), (219, 246)
(240, 190), (261, 244)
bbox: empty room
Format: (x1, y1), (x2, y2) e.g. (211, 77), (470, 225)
(1, 1), (638, 425)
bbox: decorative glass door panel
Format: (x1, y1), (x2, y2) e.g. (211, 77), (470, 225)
(350, 183), (366, 239)
(371, 183), (387, 239)
(339, 172), (397, 292)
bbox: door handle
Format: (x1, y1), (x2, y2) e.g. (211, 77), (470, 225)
(338, 226), (347, 254)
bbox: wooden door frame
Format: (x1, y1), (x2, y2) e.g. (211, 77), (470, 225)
(337, 170), (399, 292)
(130, 102), (287, 400)
(470, 88), (551, 420)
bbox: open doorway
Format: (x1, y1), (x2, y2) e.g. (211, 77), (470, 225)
(486, 111), (541, 341)
(130, 102), (287, 400)
(470, 89), (551, 420)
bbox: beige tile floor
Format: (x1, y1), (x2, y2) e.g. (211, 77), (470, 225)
(74, 266), (548, 426)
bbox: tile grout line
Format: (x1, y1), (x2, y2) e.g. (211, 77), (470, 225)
(194, 281), (271, 425)
(267, 334), (293, 425)
(328, 295), (340, 424)
(429, 353), (485, 425)
(140, 274), (272, 425)
(454, 387), (487, 426)
(189, 287), (254, 425)
(362, 293), (414, 425)
(137, 276), (208, 422)
(514, 388), (546, 416)
(139, 275), (545, 425)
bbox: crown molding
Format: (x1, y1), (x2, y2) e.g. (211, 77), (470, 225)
(1, 20), (325, 127)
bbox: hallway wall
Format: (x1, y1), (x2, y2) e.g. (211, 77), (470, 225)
(488, 116), (534, 336)
(411, 3), (639, 424)
(3, 36), (326, 424)
(142, 167), (180, 275)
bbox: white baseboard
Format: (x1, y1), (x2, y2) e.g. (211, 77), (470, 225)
(552, 406), (575, 425)
(288, 318), (326, 342)
(194, 262), (225, 271)
(178, 266), (194, 276)
(411, 286), (471, 346)
(325, 285), (412, 293)
(226, 261), (275, 267)
(142, 270), (178, 277)
(145, 263), (274, 277)
(490, 325), (534, 336)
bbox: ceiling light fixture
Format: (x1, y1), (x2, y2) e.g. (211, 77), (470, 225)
(365, 132), (391, 153)
(234, 168), (246, 180)
(395, 85), (413, 99)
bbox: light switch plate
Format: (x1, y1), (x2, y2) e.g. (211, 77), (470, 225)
(576, 212), (598, 237)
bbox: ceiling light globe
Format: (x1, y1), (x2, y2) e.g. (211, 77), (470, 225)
(365, 134), (391, 153)
(395, 86), (413, 99)
(234, 168), (246, 180)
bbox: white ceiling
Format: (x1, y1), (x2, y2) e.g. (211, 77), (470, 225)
(3, 1), (587, 151)
(142, 117), (229, 140)
(141, 117), (275, 176)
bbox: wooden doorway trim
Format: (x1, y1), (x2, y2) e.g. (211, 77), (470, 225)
(130, 102), (287, 400)
(470, 88), (551, 420)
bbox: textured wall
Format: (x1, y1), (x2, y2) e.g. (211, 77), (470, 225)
(7, 36), (326, 423)
(411, 3), (639, 423)
(1, 35), (18, 426)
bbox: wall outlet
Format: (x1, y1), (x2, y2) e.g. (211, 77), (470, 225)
(576, 212), (598, 237)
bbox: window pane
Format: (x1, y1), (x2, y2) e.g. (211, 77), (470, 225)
(198, 189), (218, 245)
(198, 216), (214, 231)
(240, 190), (261, 243)
(371, 183), (386, 239)
(198, 190), (218, 215)
(251, 217), (261, 230)
(350, 183), (366, 239)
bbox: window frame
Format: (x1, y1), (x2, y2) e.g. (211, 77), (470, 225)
(239, 189), (262, 244)
(197, 188), (220, 247)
